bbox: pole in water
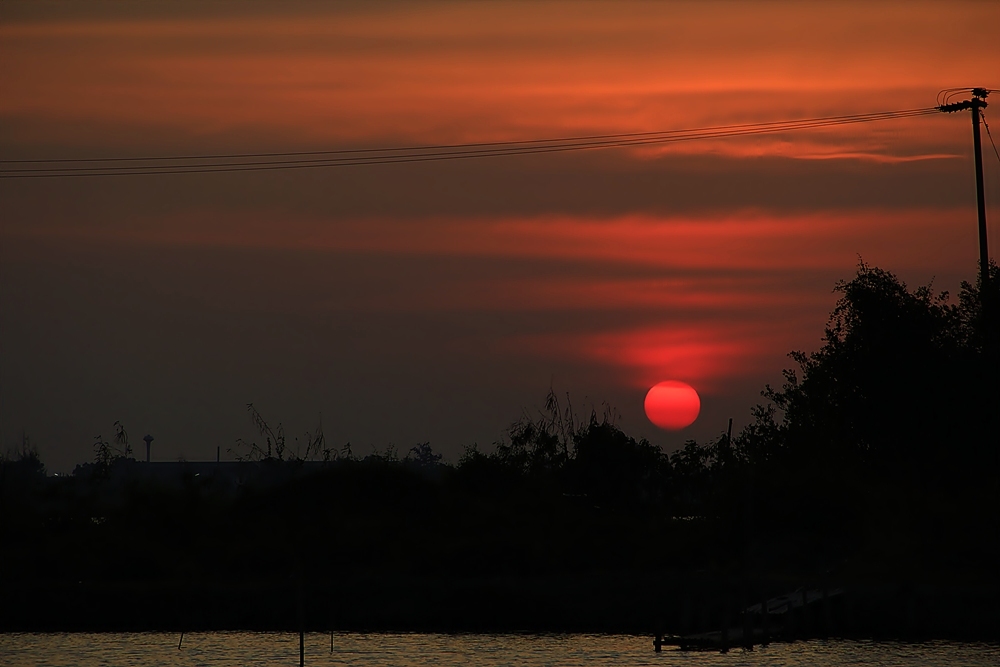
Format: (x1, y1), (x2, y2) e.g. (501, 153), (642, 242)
(299, 603), (305, 666)
(291, 559), (306, 666)
(298, 567), (305, 667)
(720, 594), (730, 653)
(822, 582), (831, 638)
(761, 597), (769, 646)
(741, 588), (752, 649)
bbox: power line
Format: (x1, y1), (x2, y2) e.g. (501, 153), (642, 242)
(0, 110), (940, 177)
(0, 107), (939, 179)
(982, 113), (1000, 166)
(0, 107), (936, 165)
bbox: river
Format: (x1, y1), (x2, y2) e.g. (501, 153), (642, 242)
(2, 632), (998, 666)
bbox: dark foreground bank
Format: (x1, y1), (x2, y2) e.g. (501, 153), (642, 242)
(4, 572), (1000, 642)
(3, 445), (998, 640)
(3, 264), (998, 639)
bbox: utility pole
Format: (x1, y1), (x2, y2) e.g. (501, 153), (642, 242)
(938, 88), (991, 311)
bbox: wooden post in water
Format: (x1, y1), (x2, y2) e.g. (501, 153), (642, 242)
(761, 597), (769, 646)
(297, 570), (305, 667)
(822, 583), (831, 638)
(681, 593), (692, 638)
(908, 589), (920, 640)
(741, 584), (751, 649)
(741, 590), (752, 649)
(720, 595), (730, 653)
(843, 588), (854, 637)
(700, 596), (710, 637)
(799, 588), (809, 638)
(785, 594), (796, 641)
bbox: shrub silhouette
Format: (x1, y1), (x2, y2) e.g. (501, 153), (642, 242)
(731, 261), (1000, 567)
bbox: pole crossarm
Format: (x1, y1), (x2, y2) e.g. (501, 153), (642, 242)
(938, 87), (989, 113)
(937, 100), (979, 113)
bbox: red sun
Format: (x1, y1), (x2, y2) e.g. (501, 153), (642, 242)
(644, 381), (701, 430)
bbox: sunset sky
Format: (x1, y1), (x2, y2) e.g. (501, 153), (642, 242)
(2, 1), (998, 471)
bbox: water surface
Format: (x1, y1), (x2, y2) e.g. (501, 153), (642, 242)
(3, 632), (998, 666)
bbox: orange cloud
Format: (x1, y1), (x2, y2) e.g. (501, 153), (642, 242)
(2, 2), (997, 152)
(2, 1), (994, 403)
(512, 319), (813, 393)
(9, 207), (979, 279)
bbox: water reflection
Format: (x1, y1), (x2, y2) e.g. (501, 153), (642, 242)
(2, 632), (998, 667)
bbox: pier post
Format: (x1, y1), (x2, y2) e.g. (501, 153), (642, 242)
(297, 569), (304, 667)
(822, 583), (831, 638)
(908, 588), (922, 640)
(720, 595), (730, 653)
(761, 597), (769, 646)
(681, 593), (692, 637)
(785, 595), (796, 641)
(843, 589), (854, 637)
(741, 587), (752, 649)
(799, 588), (809, 638)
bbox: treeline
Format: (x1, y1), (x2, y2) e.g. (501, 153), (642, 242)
(0, 262), (997, 631)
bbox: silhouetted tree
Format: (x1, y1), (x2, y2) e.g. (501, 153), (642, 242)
(0, 433), (46, 490)
(734, 261), (999, 565)
(406, 442), (443, 467)
(569, 416), (670, 509)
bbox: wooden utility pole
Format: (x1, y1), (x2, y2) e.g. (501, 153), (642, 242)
(938, 88), (991, 308)
(971, 95), (990, 288)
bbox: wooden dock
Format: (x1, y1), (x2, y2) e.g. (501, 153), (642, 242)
(653, 586), (845, 652)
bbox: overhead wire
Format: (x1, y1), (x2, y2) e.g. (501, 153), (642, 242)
(0, 107), (937, 165)
(982, 112), (1000, 167)
(0, 107), (942, 179)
